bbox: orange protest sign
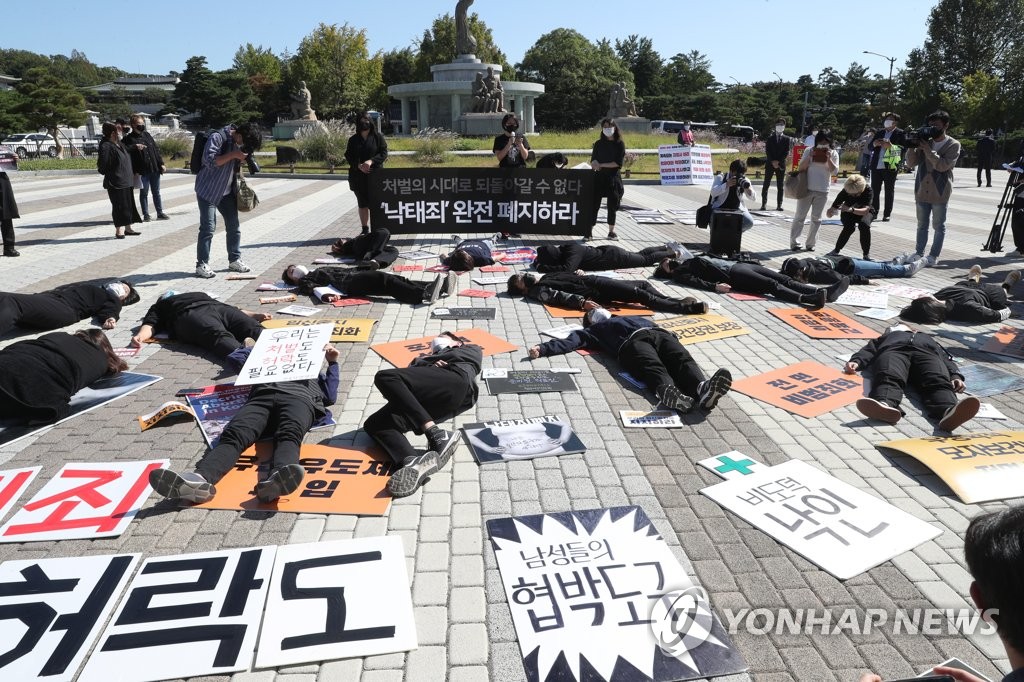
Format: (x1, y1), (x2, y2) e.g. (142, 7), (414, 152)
(732, 361), (863, 418)
(769, 308), (878, 339)
(980, 326), (1024, 359)
(879, 431), (1024, 504)
(193, 443), (394, 514)
(371, 327), (518, 367)
(656, 313), (749, 345)
(262, 317), (376, 343)
(544, 304), (653, 319)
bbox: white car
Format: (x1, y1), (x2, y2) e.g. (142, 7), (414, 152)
(1, 133), (58, 158)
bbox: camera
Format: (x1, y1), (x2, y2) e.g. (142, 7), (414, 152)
(735, 175), (751, 191)
(902, 125), (943, 146)
(245, 153), (260, 175)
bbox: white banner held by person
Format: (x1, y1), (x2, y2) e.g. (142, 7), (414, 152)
(658, 144), (714, 186)
(236, 323), (333, 386)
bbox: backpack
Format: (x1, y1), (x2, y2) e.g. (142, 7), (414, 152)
(189, 129), (227, 174)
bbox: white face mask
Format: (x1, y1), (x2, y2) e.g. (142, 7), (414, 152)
(602, 127), (615, 137)
(883, 119), (895, 129)
(588, 308), (613, 325)
(105, 282), (128, 300)
(431, 336), (457, 353)
(775, 125), (785, 133)
(811, 130), (818, 137)
(683, 125), (690, 131)
(290, 265), (310, 279)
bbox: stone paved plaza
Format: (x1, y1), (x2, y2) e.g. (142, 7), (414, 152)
(1, 168), (1021, 682)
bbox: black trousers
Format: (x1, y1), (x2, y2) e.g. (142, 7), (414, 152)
(1, 218), (14, 250)
(590, 172), (622, 234)
(348, 228), (398, 268)
(591, 279), (703, 314)
(977, 159), (992, 186)
(729, 263), (818, 303)
(0, 293), (78, 335)
(365, 367), (474, 463)
(627, 245), (676, 268)
(195, 389), (316, 484)
(870, 169), (897, 219)
(1012, 207), (1024, 253)
(832, 212), (872, 258)
(173, 305), (265, 357)
(761, 164), (785, 207)
(869, 344), (957, 418)
(619, 328), (705, 397)
(339, 271), (425, 304)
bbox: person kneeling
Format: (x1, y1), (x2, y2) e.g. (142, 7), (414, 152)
(845, 324), (979, 431)
(149, 344), (340, 504)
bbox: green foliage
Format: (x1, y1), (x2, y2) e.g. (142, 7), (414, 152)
(615, 36), (662, 98)
(14, 68), (86, 155)
(414, 14), (512, 81)
(293, 120), (353, 165)
(0, 48), (125, 87)
(289, 23), (386, 120)
(233, 44), (283, 82)
(411, 128), (459, 165)
(0, 90), (29, 137)
(156, 131), (193, 160)
(171, 56), (261, 128)
(382, 47), (418, 86)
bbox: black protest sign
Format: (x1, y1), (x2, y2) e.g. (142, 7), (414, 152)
(486, 370), (579, 394)
(431, 307), (497, 320)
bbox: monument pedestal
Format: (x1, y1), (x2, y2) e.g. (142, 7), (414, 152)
(457, 113), (506, 136)
(609, 117), (650, 136)
(272, 119), (325, 141)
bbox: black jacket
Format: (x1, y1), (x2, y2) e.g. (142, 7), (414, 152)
(345, 131), (388, 174)
(536, 316), (656, 357)
(141, 292), (222, 331)
(935, 282), (1009, 323)
(765, 132), (792, 164)
(850, 329), (961, 379)
(786, 257), (870, 286)
(534, 243), (640, 273)
(524, 272), (639, 309)
(122, 129), (164, 175)
(977, 136), (996, 162)
(97, 140), (134, 189)
(408, 344), (483, 407)
(48, 283), (124, 321)
(869, 128), (905, 169)
(652, 256), (733, 292)
(0, 172), (18, 220)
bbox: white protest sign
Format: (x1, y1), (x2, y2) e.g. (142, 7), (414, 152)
(701, 459), (941, 580)
(658, 144), (714, 186)
(0, 553), (140, 682)
(0, 466), (40, 522)
(541, 324), (583, 340)
(697, 452), (765, 480)
(255, 537), (416, 667)
(856, 307), (900, 321)
(835, 289), (889, 308)
(619, 410), (684, 428)
(79, 546), (277, 682)
(0, 460), (168, 543)
(276, 305), (321, 317)
(472, 275), (510, 285)
(236, 323), (332, 386)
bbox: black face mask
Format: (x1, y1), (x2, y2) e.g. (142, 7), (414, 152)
(134, 125), (145, 132)
(357, 121), (371, 132)
(504, 125), (518, 133)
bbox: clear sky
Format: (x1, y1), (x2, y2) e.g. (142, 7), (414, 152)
(4, 0), (931, 85)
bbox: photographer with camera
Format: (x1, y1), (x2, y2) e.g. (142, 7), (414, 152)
(193, 122), (262, 278)
(869, 113), (904, 222)
(790, 130), (839, 251)
(905, 110), (961, 267)
(711, 158), (756, 231)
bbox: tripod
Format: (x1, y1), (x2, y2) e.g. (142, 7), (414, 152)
(983, 158), (1023, 252)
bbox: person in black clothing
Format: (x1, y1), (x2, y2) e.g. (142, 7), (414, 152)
(535, 152), (567, 169)
(0, 170), (18, 256)
(149, 343), (341, 504)
(589, 118), (626, 240)
(0, 329), (127, 423)
(345, 111), (388, 233)
(977, 129), (996, 187)
(654, 255), (848, 308)
(283, 264), (457, 306)
(330, 227), (399, 270)
(97, 121), (142, 239)
(527, 308), (732, 413)
(1, 280), (139, 335)
(122, 114), (167, 221)
(129, 292), (270, 364)
(824, 174), (876, 259)
(869, 112), (904, 221)
(761, 117), (791, 211)
(533, 241), (679, 273)
(365, 333), (482, 498)
(846, 324), (980, 430)
(494, 112), (529, 169)
(507, 271), (709, 315)
(899, 266), (1019, 324)
(1010, 163), (1024, 256)
(442, 237), (495, 271)
(781, 255), (922, 285)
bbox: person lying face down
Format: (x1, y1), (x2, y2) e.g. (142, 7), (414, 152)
(899, 265), (1020, 325)
(329, 227), (398, 270)
(781, 255), (922, 286)
(282, 264), (458, 306)
(532, 241), (680, 274)
(506, 271), (708, 315)
(0, 279), (139, 335)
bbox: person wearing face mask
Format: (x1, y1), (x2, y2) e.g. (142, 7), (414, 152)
(526, 308), (732, 414)
(0, 169), (20, 256)
(803, 126), (818, 149)
(506, 271), (709, 315)
(0, 279), (139, 336)
(761, 118), (791, 211)
(677, 121), (695, 146)
(97, 121), (142, 240)
(492, 113), (529, 239)
(711, 158), (756, 232)
(364, 332), (483, 497)
(122, 114), (167, 221)
(790, 130), (839, 252)
(589, 118), (626, 240)
(869, 112), (904, 222)
(281, 264), (458, 306)
(904, 110), (962, 266)
(532, 240), (679, 273)
(344, 111), (388, 234)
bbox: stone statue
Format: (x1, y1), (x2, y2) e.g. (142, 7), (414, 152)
(470, 67), (505, 113)
(290, 80), (316, 120)
(455, 0), (478, 56)
(607, 82), (638, 118)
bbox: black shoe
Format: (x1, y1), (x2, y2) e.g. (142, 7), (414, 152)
(759, 203), (767, 211)
(156, 213), (170, 220)
(361, 226), (370, 235)
(683, 300), (708, 315)
(825, 276), (850, 303)
(881, 216), (890, 222)
(255, 463), (305, 503)
(800, 289), (827, 309)
(355, 259), (379, 270)
(937, 397), (981, 431)
(697, 368), (732, 411)
(388, 451), (441, 498)
(148, 468), (215, 503)
(2, 248), (19, 257)
(425, 426), (457, 462)
(143, 215), (151, 222)
(775, 206), (784, 211)
(655, 384), (694, 413)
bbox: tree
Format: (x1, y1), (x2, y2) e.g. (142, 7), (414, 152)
(615, 35), (662, 98)
(517, 29), (633, 130)
(14, 68), (85, 157)
(289, 23), (386, 119)
(960, 71), (1004, 133)
(172, 56), (219, 124)
(382, 47), (418, 86)
(414, 13), (512, 82)
(171, 56), (261, 128)
(233, 44), (285, 126)
(96, 85), (132, 123)
(0, 90), (28, 138)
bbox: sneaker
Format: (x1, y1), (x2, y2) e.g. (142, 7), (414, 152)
(684, 300), (709, 315)
(425, 274), (444, 304)
(1003, 270), (1022, 289)
(156, 213), (170, 220)
(891, 252), (910, 265)
(825, 251), (841, 257)
(441, 271), (458, 298)
(148, 469), (216, 503)
(791, 243), (803, 252)
(361, 226), (370, 235)
(759, 203), (767, 211)
(825, 276), (850, 303)
(655, 384), (694, 413)
(800, 289), (827, 309)
(143, 215), (151, 222)
(907, 259), (926, 276)
(775, 206), (784, 211)
(697, 368), (732, 411)
(195, 262), (216, 279)
(905, 253), (924, 264)
(856, 397), (902, 424)
(355, 259), (379, 270)
(387, 451), (441, 498)
(255, 463), (305, 502)
(804, 245), (816, 252)
(937, 396), (981, 431)
(923, 255), (937, 267)
(229, 259), (251, 273)
(3, 248), (19, 257)
(425, 426), (458, 467)
(607, 231), (619, 240)
(968, 265), (983, 282)
(881, 216), (890, 222)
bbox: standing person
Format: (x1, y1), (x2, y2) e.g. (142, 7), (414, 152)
(824, 174), (876, 259)
(193, 122), (262, 278)
(803, 126), (818, 149)
(1009, 164), (1024, 256)
(761, 118), (791, 211)
(344, 111), (388, 234)
(589, 118), (626, 240)
(493, 112), (529, 240)
(712, 158), (756, 231)
(122, 114), (168, 221)
(977, 129), (996, 188)
(365, 333), (483, 498)
(0, 279), (139, 335)
(97, 122), (142, 240)
(677, 121), (695, 146)
(869, 112), (904, 222)
(149, 344), (340, 504)
(905, 110), (961, 266)
(790, 130), (839, 251)
(0, 169), (18, 256)
(856, 128), (876, 181)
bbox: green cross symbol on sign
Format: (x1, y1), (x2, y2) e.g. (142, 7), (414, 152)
(714, 456), (756, 475)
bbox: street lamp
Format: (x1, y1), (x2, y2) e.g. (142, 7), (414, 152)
(772, 72), (783, 83)
(862, 50), (897, 103)
(728, 76), (740, 86)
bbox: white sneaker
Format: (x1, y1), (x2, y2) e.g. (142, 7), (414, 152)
(968, 265), (983, 282)
(891, 252), (910, 265)
(229, 259), (251, 273)
(195, 262), (216, 278)
(905, 253), (924, 264)
(906, 259), (926, 276)
(923, 255), (937, 267)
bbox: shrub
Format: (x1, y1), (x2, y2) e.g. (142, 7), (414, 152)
(412, 128), (460, 165)
(156, 131), (193, 160)
(293, 120), (353, 166)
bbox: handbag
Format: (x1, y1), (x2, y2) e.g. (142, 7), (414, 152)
(784, 169), (809, 200)
(695, 194), (713, 229)
(132, 173), (142, 190)
(236, 172), (260, 212)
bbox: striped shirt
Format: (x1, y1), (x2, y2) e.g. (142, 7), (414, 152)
(193, 126), (238, 204)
